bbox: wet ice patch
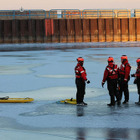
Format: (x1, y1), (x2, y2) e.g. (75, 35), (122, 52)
(0, 64), (41, 75)
(129, 84), (137, 92)
(0, 86), (107, 101)
(38, 75), (74, 78)
(20, 103), (76, 117)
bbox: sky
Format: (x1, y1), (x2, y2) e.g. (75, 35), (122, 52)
(1, 0), (140, 11)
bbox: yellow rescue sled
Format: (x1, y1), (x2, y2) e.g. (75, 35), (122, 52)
(58, 98), (77, 105)
(0, 96), (34, 103)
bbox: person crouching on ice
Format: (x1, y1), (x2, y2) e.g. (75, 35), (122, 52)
(75, 57), (90, 106)
(102, 57), (119, 106)
(131, 58), (140, 104)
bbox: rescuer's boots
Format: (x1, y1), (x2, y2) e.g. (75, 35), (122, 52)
(123, 100), (128, 104)
(107, 103), (115, 107)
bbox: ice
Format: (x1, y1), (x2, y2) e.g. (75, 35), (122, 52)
(0, 43), (140, 139)
(38, 74), (74, 78)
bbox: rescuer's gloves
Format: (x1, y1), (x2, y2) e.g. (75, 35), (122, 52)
(87, 80), (90, 84)
(102, 82), (105, 88)
(131, 74), (135, 77)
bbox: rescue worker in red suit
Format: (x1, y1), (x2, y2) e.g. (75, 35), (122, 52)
(131, 58), (140, 104)
(75, 57), (90, 105)
(102, 57), (119, 106)
(118, 55), (131, 104)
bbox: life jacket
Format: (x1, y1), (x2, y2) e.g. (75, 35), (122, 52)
(136, 66), (140, 78)
(119, 61), (131, 81)
(119, 63), (131, 75)
(106, 64), (118, 79)
(75, 64), (87, 81)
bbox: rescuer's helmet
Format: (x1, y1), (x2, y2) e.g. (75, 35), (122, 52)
(108, 57), (114, 63)
(77, 57), (84, 62)
(136, 58), (140, 64)
(121, 55), (128, 63)
(121, 55), (128, 61)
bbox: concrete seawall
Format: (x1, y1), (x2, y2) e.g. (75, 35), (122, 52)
(0, 18), (140, 44)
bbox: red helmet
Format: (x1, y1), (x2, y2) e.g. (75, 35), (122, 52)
(77, 57), (84, 62)
(121, 55), (128, 60)
(108, 57), (114, 63)
(136, 58), (140, 63)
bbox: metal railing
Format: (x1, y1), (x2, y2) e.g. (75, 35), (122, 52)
(0, 9), (47, 19)
(82, 9), (116, 18)
(0, 9), (139, 19)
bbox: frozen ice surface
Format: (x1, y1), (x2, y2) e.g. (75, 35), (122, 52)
(0, 42), (140, 139)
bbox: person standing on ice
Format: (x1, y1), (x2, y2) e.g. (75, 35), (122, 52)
(131, 58), (140, 104)
(118, 55), (131, 104)
(102, 57), (119, 106)
(75, 57), (90, 105)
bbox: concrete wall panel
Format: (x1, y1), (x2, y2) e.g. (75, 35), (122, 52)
(129, 18), (136, 41)
(113, 18), (121, 42)
(105, 18), (113, 42)
(4, 20), (12, 43)
(74, 19), (82, 42)
(98, 19), (105, 42)
(0, 18), (140, 44)
(136, 18), (140, 41)
(44, 19), (54, 42)
(121, 18), (129, 42)
(67, 19), (75, 42)
(0, 20), (4, 43)
(90, 19), (98, 42)
(28, 20), (36, 43)
(59, 19), (67, 43)
(20, 20), (28, 43)
(52, 19), (60, 43)
(12, 20), (20, 43)
(35, 20), (44, 43)
(82, 19), (90, 42)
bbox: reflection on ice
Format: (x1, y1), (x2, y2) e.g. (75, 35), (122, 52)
(76, 106), (85, 117)
(0, 127), (138, 140)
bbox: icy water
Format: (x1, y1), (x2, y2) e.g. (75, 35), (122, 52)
(0, 42), (140, 140)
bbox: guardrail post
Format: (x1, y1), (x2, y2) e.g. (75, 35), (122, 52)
(97, 10), (99, 18)
(29, 10), (31, 20)
(45, 11), (46, 19)
(13, 10), (15, 20)
(49, 11), (50, 18)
